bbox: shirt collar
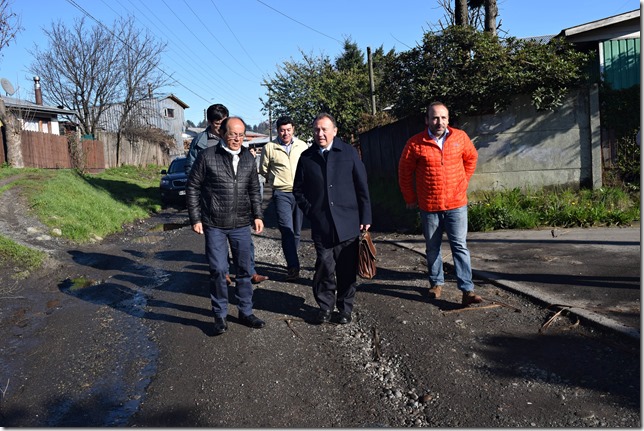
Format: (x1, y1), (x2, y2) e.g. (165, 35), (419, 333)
(428, 127), (449, 141)
(278, 137), (293, 146)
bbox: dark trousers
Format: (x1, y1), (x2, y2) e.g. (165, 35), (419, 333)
(312, 236), (359, 314)
(204, 225), (253, 318)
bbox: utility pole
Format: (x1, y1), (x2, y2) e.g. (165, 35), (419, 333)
(367, 47), (376, 115)
(261, 83), (273, 141)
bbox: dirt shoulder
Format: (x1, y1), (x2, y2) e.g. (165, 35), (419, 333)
(0, 198), (640, 427)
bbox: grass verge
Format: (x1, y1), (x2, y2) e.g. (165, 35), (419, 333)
(0, 164), (164, 276)
(0, 234), (47, 280)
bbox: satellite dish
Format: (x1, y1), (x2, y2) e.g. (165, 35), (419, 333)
(1, 78), (15, 96)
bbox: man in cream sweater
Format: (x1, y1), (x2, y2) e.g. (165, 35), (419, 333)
(259, 116), (309, 281)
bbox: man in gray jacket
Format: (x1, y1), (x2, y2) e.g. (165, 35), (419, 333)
(187, 117), (266, 335)
(185, 103), (228, 175)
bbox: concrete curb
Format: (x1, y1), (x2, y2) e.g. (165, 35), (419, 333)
(385, 239), (640, 341)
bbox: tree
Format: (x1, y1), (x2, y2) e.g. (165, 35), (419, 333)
(484, 0), (498, 35)
(30, 15), (167, 165)
(111, 16), (168, 165)
(439, 0), (498, 35)
(378, 25), (590, 121)
(455, 0), (468, 26)
(261, 39), (395, 143)
(0, 0), (21, 61)
(261, 40), (368, 142)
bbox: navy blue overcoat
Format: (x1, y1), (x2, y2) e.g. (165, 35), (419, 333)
(293, 138), (372, 248)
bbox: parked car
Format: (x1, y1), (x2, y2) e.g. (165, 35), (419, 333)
(160, 157), (188, 207)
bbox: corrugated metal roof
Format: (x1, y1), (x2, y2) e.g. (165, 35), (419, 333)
(0, 96), (76, 115)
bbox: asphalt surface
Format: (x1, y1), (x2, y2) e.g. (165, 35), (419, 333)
(391, 223), (641, 340)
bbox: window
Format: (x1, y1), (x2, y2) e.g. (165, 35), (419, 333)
(164, 108), (175, 118)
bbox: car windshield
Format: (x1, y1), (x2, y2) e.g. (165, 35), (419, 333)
(168, 158), (187, 174)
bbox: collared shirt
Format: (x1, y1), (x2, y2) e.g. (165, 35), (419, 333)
(278, 137), (292, 155)
(320, 143), (333, 155)
(428, 128), (450, 150)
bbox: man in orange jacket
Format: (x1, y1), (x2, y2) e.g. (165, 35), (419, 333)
(398, 101), (482, 307)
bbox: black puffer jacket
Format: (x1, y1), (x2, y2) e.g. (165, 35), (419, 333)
(186, 144), (262, 229)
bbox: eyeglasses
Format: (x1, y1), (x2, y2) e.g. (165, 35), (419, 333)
(226, 132), (245, 140)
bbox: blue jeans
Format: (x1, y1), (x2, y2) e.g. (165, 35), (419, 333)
(273, 189), (303, 270)
(420, 205), (474, 292)
(204, 225), (254, 318)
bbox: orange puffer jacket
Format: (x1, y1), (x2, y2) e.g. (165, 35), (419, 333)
(398, 127), (478, 212)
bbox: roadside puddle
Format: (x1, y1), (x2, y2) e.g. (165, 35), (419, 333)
(148, 222), (190, 232)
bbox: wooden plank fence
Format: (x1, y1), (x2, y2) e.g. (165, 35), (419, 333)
(20, 131), (105, 171)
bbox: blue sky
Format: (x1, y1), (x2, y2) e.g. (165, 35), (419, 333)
(0, 0), (639, 127)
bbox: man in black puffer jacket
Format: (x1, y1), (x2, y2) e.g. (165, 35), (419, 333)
(186, 117), (266, 335)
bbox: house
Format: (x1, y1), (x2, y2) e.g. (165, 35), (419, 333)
(0, 76), (75, 135)
(98, 93), (189, 156)
(557, 9), (640, 90)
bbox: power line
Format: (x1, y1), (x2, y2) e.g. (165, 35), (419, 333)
(209, 0), (265, 73)
(65, 0), (211, 105)
(180, 0), (262, 81)
(255, 0), (343, 44)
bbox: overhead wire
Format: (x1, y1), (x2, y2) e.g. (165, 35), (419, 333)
(118, 0), (256, 105)
(255, 0), (344, 45)
(182, 0), (262, 80)
(95, 0), (261, 121)
(65, 0), (211, 105)
(209, 0), (265, 73)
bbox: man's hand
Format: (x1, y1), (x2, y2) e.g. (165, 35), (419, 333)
(192, 222), (204, 235)
(254, 219), (264, 234)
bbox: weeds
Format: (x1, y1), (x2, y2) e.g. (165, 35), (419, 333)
(468, 186), (640, 232)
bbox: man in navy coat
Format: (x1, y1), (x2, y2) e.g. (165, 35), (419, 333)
(293, 113), (372, 325)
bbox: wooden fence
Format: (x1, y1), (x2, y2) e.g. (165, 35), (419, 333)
(20, 131), (105, 171)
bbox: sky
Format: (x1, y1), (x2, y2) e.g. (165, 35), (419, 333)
(0, 0), (639, 127)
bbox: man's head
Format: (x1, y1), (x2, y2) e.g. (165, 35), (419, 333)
(206, 103), (229, 137)
(425, 101), (449, 138)
(312, 113), (337, 149)
(276, 116), (295, 145)
(220, 116), (246, 151)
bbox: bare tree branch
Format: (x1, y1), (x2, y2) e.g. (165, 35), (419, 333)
(0, 0), (22, 60)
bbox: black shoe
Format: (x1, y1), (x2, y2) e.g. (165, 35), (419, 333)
(337, 312), (352, 325)
(284, 267), (300, 281)
(239, 313), (265, 329)
(213, 317), (228, 335)
(315, 309), (332, 324)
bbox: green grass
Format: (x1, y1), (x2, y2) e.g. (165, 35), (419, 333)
(29, 166), (162, 242)
(0, 234), (47, 279)
(468, 186), (640, 231)
(0, 164), (164, 276)
(369, 178), (640, 233)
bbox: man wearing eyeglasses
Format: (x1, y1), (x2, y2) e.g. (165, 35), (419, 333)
(185, 103), (268, 286)
(187, 116), (266, 335)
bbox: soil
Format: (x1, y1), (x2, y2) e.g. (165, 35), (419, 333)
(0, 184), (639, 427)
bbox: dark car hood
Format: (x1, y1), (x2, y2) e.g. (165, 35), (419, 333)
(162, 172), (187, 181)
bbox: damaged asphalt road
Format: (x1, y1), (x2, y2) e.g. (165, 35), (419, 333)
(0, 204), (639, 427)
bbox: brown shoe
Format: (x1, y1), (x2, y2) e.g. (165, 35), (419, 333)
(428, 285), (442, 299)
(462, 291), (483, 306)
(251, 273), (268, 284)
(225, 274), (232, 286)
